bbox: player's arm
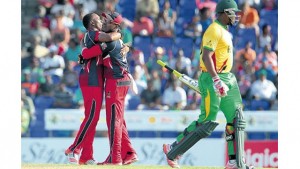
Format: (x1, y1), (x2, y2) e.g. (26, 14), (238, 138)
(202, 27), (228, 97)
(81, 41), (129, 60)
(81, 45), (103, 60)
(202, 47), (228, 97)
(80, 31), (109, 59)
(95, 31), (121, 42)
(80, 38), (102, 60)
(81, 32), (122, 59)
(201, 26), (219, 77)
(120, 45), (130, 57)
(120, 42), (132, 57)
(202, 48), (218, 78)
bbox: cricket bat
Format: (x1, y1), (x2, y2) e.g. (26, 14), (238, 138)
(157, 60), (201, 94)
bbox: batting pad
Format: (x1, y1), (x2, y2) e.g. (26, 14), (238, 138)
(167, 121), (219, 160)
(235, 107), (247, 168)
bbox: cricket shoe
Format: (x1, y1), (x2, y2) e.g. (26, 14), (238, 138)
(79, 159), (99, 165)
(123, 153), (139, 165)
(225, 160), (255, 169)
(98, 156), (122, 166)
(64, 149), (80, 164)
(163, 144), (180, 168)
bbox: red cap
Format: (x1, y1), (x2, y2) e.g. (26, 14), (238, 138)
(101, 12), (123, 25)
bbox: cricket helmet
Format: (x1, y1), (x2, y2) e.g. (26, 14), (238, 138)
(216, 0), (240, 13)
(216, 0), (241, 25)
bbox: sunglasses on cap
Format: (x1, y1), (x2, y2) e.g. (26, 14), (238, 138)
(101, 12), (123, 25)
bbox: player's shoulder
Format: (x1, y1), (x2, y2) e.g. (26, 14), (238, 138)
(206, 22), (220, 32)
(204, 22), (222, 36)
(87, 30), (98, 37)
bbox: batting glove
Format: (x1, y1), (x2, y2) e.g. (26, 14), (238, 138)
(212, 76), (229, 97)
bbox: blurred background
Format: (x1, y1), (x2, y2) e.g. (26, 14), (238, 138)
(21, 0), (278, 168)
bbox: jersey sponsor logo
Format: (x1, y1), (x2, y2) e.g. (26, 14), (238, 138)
(206, 40), (213, 47)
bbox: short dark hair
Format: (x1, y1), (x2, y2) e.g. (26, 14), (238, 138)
(262, 24), (270, 31)
(200, 7), (210, 15)
(82, 13), (94, 30)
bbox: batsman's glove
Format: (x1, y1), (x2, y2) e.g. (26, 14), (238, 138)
(212, 76), (229, 97)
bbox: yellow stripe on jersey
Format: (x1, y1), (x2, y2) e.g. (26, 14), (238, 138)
(200, 20), (233, 73)
(204, 89), (211, 120)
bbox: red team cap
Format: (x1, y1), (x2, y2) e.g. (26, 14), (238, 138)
(101, 12), (123, 25)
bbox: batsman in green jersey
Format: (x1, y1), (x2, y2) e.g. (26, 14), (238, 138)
(162, 0), (254, 169)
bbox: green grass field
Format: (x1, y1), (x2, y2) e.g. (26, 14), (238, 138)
(21, 164), (276, 169)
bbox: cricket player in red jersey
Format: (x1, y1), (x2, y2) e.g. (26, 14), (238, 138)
(64, 12), (123, 165)
(81, 11), (138, 166)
